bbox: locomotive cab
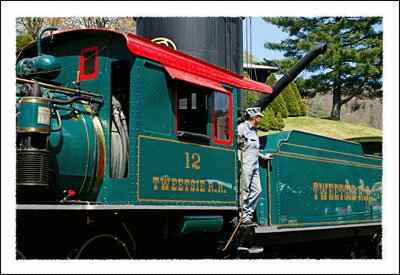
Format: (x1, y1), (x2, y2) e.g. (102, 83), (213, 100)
(16, 28), (271, 208)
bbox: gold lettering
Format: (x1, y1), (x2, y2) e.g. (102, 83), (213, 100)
(184, 179), (190, 192)
(217, 182), (223, 193)
(313, 182), (319, 200)
(161, 177), (169, 191)
(338, 184), (344, 200)
(185, 152), (190, 169)
(177, 178), (184, 191)
(333, 184), (339, 200)
(171, 178), (177, 191)
(351, 185), (357, 201)
(153, 177), (160, 190)
(328, 184), (334, 200)
(365, 186), (371, 201)
(150, 176), (232, 195)
(190, 180), (196, 192)
(208, 180), (213, 193)
(192, 153), (201, 170)
(319, 183), (327, 200)
(344, 184), (350, 200)
(185, 152), (201, 170)
(199, 180), (205, 192)
(358, 185), (364, 201)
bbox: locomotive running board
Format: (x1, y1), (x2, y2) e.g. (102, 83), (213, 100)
(255, 222), (382, 234)
(16, 204), (237, 211)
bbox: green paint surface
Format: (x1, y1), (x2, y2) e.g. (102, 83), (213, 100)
(137, 135), (237, 205)
(258, 130), (382, 227)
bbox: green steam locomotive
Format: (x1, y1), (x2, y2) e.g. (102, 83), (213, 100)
(15, 27), (382, 259)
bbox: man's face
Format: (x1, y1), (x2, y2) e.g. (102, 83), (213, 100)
(254, 116), (261, 126)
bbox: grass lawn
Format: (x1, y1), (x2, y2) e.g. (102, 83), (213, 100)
(261, 116), (382, 140)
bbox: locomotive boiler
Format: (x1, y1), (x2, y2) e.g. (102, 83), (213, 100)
(15, 27), (382, 259)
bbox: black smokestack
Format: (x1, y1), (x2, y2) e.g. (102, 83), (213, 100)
(252, 44), (327, 112)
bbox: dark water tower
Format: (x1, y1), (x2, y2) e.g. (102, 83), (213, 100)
(136, 17), (244, 109)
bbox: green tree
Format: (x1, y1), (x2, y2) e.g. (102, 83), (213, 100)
(265, 72), (277, 86)
(16, 34), (34, 50)
(266, 107), (279, 130)
(281, 84), (300, 116)
(258, 108), (270, 131)
(291, 82), (307, 116)
(275, 112), (285, 130)
(263, 17), (383, 120)
(265, 73), (289, 118)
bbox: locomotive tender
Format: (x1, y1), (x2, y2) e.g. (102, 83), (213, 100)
(15, 27), (382, 259)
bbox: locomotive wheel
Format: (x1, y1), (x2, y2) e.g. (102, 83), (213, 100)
(73, 234), (133, 259)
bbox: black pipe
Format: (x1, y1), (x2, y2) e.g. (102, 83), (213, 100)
(252, 44), (327, 112)
(51, 96), (103, 105)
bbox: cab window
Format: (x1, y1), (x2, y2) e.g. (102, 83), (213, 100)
(175, 81), (232, 146)
(176, 82), (210, 136)
(212, 91), (232, 145)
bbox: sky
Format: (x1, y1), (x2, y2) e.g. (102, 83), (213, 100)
(243, 17), (287, 62)
(1, 2), (399, 274)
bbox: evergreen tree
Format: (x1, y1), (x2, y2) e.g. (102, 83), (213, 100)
(291, 82), (307, 116)
(265, 73), (277, 86)
(266, 73), (289, 118)
(275, 112), (285, 130)
(267, 107), (279, 130)
(269, 93), (289, 118)
(263, 17), (383, 120)
(258, 108), (270, 131)
(281, 84), (301, 116)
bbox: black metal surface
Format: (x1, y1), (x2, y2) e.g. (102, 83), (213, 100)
(16, 149), (49, 186)
(137, 17), (243, 74)
(252, 44), (327, 112)
(137, 17), (244, 111)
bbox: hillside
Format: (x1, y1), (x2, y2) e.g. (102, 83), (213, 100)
(264, 117), (382, 140)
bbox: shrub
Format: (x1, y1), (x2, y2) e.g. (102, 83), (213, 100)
(258, 107), (270, 131)
(266, 107), (279, 130)
(292, 82), (307, 116)
(282, 84), (301, 116)
(269, 93), (288, 118)
(275, 112), (285, 130)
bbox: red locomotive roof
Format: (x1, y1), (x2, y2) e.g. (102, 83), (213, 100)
(18, 29), (272, 94)
(126, 33), (272, 94)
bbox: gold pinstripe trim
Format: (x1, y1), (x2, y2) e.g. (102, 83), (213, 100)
(279, 142), (382, 161)
(139, 135), (236, 152)
(77, 104), (90, 196)
(19, 98), (50, 104)
(137, 135), (237, 204)
(92, 115), (106, 189)
(267, 160), (272, 225)
(137, 198), (237, 204)
(271, 218), (381, 227)
(17, 127), (49, 134)
(276, 151), (382, 170)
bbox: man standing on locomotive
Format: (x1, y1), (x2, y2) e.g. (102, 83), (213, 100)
(237, 107), (272, 227)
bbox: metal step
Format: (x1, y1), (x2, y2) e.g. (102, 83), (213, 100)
(237, 246), (264, 254)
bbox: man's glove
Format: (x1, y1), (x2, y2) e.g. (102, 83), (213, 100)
(261, 153), (273, 160)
